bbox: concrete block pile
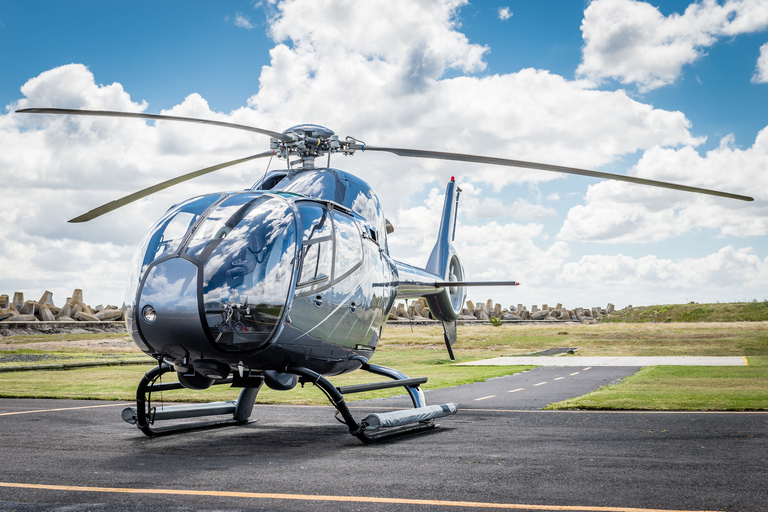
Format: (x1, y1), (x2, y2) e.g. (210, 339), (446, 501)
(0, 289), (125, 323)
(387, 298), (615, 324)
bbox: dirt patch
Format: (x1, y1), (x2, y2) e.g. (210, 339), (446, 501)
(0, 323), (126, 338)
(1, 336), (141, 352)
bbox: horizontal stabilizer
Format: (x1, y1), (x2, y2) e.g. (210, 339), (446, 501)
(434, 280), (520, 287)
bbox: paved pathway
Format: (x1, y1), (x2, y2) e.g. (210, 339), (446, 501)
(357, 365), (640, 410)
(458, 355), (747, 366)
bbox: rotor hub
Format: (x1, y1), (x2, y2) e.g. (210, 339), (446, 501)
(270, 124), (363, 169)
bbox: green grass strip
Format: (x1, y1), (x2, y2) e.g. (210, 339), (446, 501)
(548, 356), (768, 411)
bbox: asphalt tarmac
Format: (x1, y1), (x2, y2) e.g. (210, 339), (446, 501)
(1, 366), (766, 512)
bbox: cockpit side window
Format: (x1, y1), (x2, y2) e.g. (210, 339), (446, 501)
(295, 203), (366, 297)
(296, 203), (334, 295)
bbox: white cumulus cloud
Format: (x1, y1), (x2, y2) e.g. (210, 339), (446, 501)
(556, 245), (768, 305)
(578, 0), (768, 91)
(234, 12), (255, 30)
(752, 41), (768, 83)
(498, 7), (513, 20)
(558, 129), (768, 243)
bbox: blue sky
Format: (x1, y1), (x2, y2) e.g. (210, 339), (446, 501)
(1, 0), (766, 310)
(4, 0), (764, 139)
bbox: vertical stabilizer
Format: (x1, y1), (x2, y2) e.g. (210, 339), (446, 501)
(425, 177), (460, 278)
(424, 178), (466, 360)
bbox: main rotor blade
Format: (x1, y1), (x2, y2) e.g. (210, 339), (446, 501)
(69, 151), (274, 223)
(353, 145), (754, 202)
(17, 108), (295, 142)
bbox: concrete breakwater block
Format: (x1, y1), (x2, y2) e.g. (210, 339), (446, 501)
(0, 289), (125, 325)
(385, 298), (617, 324)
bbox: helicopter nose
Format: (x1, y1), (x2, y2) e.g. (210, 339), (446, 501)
(137, 257), (211, 357)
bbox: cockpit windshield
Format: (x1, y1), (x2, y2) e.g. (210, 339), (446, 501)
(196, 194), (297, 351)
(125, 194), (220, 308)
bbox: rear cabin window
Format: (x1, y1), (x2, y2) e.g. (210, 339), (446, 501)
(333, 211), (363, 279)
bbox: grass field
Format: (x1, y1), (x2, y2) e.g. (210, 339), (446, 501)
(605, 300), (768, 323)
(547, 357), (768, 411)
(1, 319), (766, 409)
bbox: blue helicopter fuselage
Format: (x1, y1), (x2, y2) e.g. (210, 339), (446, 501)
(126, 168), (399, 379)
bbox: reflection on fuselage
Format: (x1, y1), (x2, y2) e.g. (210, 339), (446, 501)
(126, 168), (398, 377)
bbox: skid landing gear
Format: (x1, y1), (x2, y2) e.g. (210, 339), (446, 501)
(121, 363), (263, 437)
(122, 363), (457, 442)
(288, 363), (457, 444)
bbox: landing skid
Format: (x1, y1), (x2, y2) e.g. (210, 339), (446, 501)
(288, 363), (457, 444)
(121, 363), (263, 437)
(122, 363), (457, 442)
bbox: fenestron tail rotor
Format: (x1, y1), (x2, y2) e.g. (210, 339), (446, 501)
(17, 107), (753, 224)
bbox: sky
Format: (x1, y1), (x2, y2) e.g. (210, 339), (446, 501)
(1, 0), (767, 312)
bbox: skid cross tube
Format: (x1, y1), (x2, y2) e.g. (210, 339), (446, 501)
(336, 377), (428, 395)
(361, 363), (426, 408)
(128, 363), (262, 437)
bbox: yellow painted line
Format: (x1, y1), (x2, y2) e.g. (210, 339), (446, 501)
(508, 388), (525, 393)
(583, 367), (592, 370)
(554, 377), (565, 381)
(533, 381), (547, 386)
(474, 395), (496, 401)
(570, 372), (580, 376)
(0, 403), (129, 417)
(743, 356), (749, 366)
(0, 482), (721, 512)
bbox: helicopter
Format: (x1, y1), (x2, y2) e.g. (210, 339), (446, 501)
(17, 107), (753, 443)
